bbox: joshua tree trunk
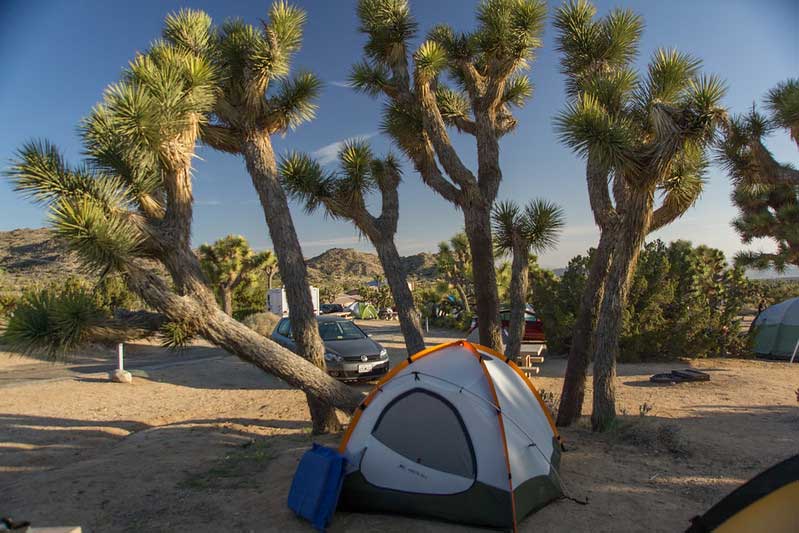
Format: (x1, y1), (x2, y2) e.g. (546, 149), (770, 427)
(374, 238), (426, 355)
(505, 239), (529, 359)
(591, 190), (653, 431)
(556, 232), (613, 426)
(221, 286), (234, 316)
(242, 133), (341, 434)
(463, 204), (502, 350)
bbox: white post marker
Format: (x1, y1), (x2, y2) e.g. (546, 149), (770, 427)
(790, 338), (799, 364)
(110, 342), (133, 383)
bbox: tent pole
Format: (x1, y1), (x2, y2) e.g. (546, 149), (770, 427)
(790, 338), (799, 364)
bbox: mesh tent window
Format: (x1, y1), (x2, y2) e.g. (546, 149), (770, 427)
(372, 389), (476, 479)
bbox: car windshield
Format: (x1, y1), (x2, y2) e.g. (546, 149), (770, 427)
(319, 321), (365, 341)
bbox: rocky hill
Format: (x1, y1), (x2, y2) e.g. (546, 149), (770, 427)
(305, 247), (438, 285)
(0, 228), (84, 286)
(0, 228), (440, 289)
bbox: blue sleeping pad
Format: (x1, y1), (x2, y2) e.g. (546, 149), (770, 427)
(287, 443), (347, 531)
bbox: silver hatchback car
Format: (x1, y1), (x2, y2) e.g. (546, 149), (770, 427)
(271, 315), (390, 381)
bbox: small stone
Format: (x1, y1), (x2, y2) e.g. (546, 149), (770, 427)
(110, 369), (133, 383)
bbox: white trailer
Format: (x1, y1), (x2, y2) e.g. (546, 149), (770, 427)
(267, 286), (320, 317)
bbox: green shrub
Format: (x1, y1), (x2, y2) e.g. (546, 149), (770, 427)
(531, 240), (752, 361)
(530, 255), (587, 354)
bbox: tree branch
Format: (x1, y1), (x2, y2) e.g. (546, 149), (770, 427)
(751, 138), (799, 185)
(587, 154), (617, 229)
(414, 78), (477, 192)
(202, 124), (242, 154)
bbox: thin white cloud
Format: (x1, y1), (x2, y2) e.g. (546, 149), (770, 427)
(195, 200), (222, 206)
(311, 132), (378, 165)
(329, 80), (352, 88)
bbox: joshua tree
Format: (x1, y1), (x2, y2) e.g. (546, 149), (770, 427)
(718, 79), (799, 271)
(348, 0), (547, 350)
(264, 252), (279, 290)
(437, 232), (473, 314)
(492, 199), (564, 358)
(281, 140), (426, 355)
(198, 236), (276, 315)
(162, 5), (340, 432)
(5, 19), (364, 428)
(553, 0), (727, 430)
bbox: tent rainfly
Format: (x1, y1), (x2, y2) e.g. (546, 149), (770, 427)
(349, 301), (378, 320)
(337, 340), (563, 530)
(687, 454), (799, 532)
(752, 297), (799, 359)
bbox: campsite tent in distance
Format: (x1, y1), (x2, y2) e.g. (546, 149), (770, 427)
(348, 302), (378, 320)
(752, 297), (799, 359)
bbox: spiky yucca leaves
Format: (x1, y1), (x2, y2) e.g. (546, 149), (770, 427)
(766, 78), (799, 144)
(281, 140), (426, 355)
(492, 199), (565, 256)
(7, 32), (217, 279)
(198, 236), (277, 315)
(2, 286), (103, 358)
(160, 319), (199, 350)
(554, 0), (726, 254)
(281, 140), (387, 224)
(163, 3), (319, 138)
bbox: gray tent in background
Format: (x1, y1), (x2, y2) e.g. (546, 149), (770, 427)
(752, 297), (799, 359)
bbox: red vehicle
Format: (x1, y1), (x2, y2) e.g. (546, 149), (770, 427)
(469, 307), (546, 342)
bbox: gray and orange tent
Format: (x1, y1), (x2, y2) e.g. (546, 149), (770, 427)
(336, 340), (563, 530)
(687, 454), (799, 532)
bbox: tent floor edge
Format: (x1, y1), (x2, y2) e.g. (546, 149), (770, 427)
(338, 471), (515, 530)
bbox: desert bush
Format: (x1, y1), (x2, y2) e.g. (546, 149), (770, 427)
(241, 312), (282, 338)
(537, 388), (560, 419)
(530, 255), (587, 354)
(531, 240), (752, 361)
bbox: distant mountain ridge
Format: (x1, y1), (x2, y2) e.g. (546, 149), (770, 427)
(0, 228), (439, 288)
(304, 247), (438, 285)
(3, 228), (794, 288)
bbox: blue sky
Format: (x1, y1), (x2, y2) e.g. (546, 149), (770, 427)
(1, 0), (797, 268)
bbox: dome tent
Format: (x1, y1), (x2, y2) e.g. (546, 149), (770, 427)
(752, 297), (799, 359)
(348, 301), (378, 320)
(337, 340), (563, 530)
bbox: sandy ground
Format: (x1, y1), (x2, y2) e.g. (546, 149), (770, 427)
(1, 321), (797, 532)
